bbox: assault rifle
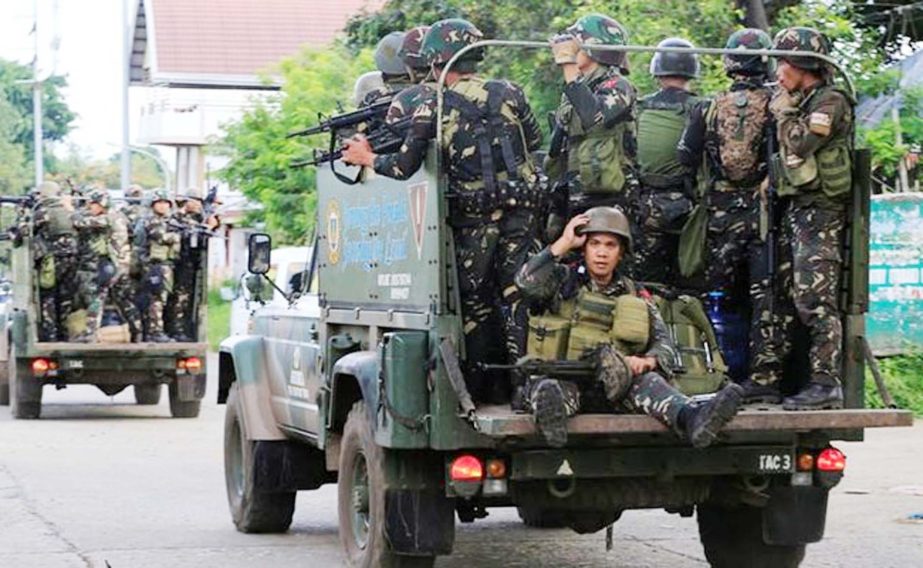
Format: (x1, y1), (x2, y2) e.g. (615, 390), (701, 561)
(167, 218), (225, 240)
(286, 98), (392, 139)
(764, 120), (779, 339)
(480, 359), (596, 381)
(292, 116), (412, 168)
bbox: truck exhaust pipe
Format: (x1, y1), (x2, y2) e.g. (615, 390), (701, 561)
(548, 476), (577, 499)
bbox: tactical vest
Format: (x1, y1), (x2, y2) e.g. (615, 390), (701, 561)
(557, 99), (630, 196)
(778, 85), (854, 203)
(148, 218), (180, 263)
(441, 77), (538, 215)
(88, 231), (108, 258)
(705, 87), (771, 186)
(636, 95), (696, 189)
(39, 198), (75, 237)
(527, 287), (650, 362)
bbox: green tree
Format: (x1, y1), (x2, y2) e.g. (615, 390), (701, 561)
(0, 97), (31, 195)
(0, 59), (76, 160)
(52, 145), (170, 190)
(215, 45), (374, 243)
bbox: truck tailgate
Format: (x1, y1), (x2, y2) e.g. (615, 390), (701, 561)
(31, 342), (207, 357)
(475, 405), (913, 437)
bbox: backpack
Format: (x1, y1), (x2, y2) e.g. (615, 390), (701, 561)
(709, 88), (771, 183)
(637, 98), (696, 188)
(653, 293), (728, 396)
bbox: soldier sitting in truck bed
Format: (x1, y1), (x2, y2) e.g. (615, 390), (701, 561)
(515, 206), (745, 448)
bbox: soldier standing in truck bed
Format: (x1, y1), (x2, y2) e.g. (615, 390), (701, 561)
(515, 207), (744, 448)
(142, 190), (182, 343)
(342, 18), (543, 403)
(744, 27), (855, 411)
(31, 182), (78, 341)
(71, 189), (116, 342)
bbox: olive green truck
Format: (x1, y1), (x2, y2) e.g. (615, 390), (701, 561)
(0, 230), (208, 419)
(219, 135), (911, 567)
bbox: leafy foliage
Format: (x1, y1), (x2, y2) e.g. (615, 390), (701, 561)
(52, 146), (169, 189)
(858, 86), (923, 179)
(215, 46), (373, 243)
(865, 351), (923, 416)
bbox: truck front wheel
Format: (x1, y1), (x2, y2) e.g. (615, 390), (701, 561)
(224, 382), (295, 533)
(697, 503), (806, 568)
(338, 402), (435, 568)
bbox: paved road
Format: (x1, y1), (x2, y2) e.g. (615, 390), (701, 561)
(1, 363), (921, 568)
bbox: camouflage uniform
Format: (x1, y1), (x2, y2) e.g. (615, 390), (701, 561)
(370, 19), (543, 402)
(142, 194), (181, 342)
(72, 197), (115, 341)
(122, 186), (148, 337)
(166, 206), (212, 341)
(752, 28), (854, 409)
(547, 15), (637, 218)
(384, 25), (435, 125)
(516, 247), (688, 429)
(360, 31), (413, 108)
(106, 207), (143, 340)
(31, 188), (79, 341)
(677, 29), (775, 380)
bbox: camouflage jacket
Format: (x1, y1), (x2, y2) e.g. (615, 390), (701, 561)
(72, 210), (112, 264)
(373, 75), (542, 185)
(515, 246), (677, 371)
(108, 209), (132, 274)
(360, 78), (414, 109)
(678, 78), (772, 188)
(171, 210), (209, 266)
(385, 83), (435, 125)
(143, 212), (181, 263)
(555, 65), (636, 150)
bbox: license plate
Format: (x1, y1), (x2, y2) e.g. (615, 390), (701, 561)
(757, 451), (794, 473)
(65, 359), (84, 370)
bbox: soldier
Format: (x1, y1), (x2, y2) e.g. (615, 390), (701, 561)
(71, 189), (116, 342)
(30, 182), (79, 341)
(342, 18), (543, 403)
(383, 25), (433, 125)
(107, 196), (144, 342)
(746, 27), (854, 410)
(544, 13), (637, 241)
(123, 184), (149, 336)
(142, 190), (182, 343)
(359, 31), (413, 108)
(632, 37), (702, 286)
(166, 190), (219, 342)
(515, 207), (744, 447)
(677, 29), (775, 379)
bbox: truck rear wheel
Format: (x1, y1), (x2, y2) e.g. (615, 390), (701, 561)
(224, 382), (295, 533)
(697, 503), (806, 568)
(134, 384), (162, 405)
(516, 506), (568, 528)
(168, 382), (201, 418)
(338, 402), (435, 568)
(9, 348), (41, 419)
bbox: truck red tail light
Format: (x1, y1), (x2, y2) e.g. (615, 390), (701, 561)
(816, 447), (846, 472)
(177, 357), (203, 373)
(450, 455), (483, 482)
(31, 358), (50, 375)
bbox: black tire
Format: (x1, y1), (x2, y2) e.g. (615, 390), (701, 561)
(516, 506), (569, 528)
(338, 402), (435, 568)
(10, 347), (41, 419)
(698, 503), (806, 568)
(168, 381), (201, 418)
(224, 382), (296, 533)
(134, 384), (162, 405)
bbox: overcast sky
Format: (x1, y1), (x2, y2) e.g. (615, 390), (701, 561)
(0, 0), (133, 159)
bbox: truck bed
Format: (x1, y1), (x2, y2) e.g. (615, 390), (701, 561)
(475, 405), (913, 437)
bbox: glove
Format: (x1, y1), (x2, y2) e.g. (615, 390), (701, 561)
(769, 89), (801, 116)
(550, 34), (580, 65)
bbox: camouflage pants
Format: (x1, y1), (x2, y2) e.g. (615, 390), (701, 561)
(751, 202), (845, 386)
(76, 265), (111, 337)
(145, 263), (175, 336)
(108, 274), (143, 338)
(631, 189), (693, 286)
(166, 263), (197, 339)
(454, 207), (538, 400)
(38, 248), (79, 341)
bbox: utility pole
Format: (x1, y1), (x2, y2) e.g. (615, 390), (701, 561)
(121, 0), (131, 191)
(32, 0), (43, 187)
(893, 106), (910, 193)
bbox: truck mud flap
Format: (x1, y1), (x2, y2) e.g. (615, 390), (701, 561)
(763, 485), (828, 545)
(174, 374), (206, 402)
(385, 488), (455, 555)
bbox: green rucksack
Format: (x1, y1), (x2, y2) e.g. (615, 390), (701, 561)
(653, 293), (728, 396)
(636, 97), (697, 189)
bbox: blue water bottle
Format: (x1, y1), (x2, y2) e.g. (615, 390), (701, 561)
(706, 291), (749, 383)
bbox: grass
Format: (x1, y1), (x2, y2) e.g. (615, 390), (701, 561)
(865, 352), (923, 416)
(207, 287), (231, 351)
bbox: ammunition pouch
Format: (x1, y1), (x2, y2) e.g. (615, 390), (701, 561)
(147, 265), (165, 293)
(149, 243), (170, 262)
(610, 295), (649, 353)
(447, 179), (542, 219)
(527, 315), (571, 360)
(817, 143), (852, 199)
(642, 191), (694, 234)
(39, 255), (56, 289)
(89, 234), (108, 257)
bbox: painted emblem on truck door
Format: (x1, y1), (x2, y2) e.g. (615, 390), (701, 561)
(408, 181), (427, 258)
(327, 200), (342, 265)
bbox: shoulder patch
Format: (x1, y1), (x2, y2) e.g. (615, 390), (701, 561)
(809, 111), (832, 137)
(638, 288), (652, 300)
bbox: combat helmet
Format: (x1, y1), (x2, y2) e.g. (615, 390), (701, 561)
(724, 28), (773, 76)
(576, 206), (633, 254)
(37, 181), (61, 198)
(374, 31), (407, 76)
(151, 188), (172, 205)
(566, 14), (630, 73)
(126, 183), (144, 198)
(352, 71), (385, 107)
(773, 27), (830, 71)
(399, 25), (431, 71)
(650, 37), (700, 79)
(88, 189), (110, 208)
(421, 18), (484, 69)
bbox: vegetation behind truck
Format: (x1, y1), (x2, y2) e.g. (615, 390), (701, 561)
(0, 230), (208, 419)
(219, 48), (912, 568)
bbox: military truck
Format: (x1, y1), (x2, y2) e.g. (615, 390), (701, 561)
(0, 216), (208, 419)
(219, 42), (913, 567)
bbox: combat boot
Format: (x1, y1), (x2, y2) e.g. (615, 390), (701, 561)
(71, 333), (94, 344)
(147, 333), (175, 343)
(782, 382), (843, 411)
(739, 379), (782, 404)
(531, 378), (568, 448)
(172, 334), (194, 343)
(683, 383), (744, 448)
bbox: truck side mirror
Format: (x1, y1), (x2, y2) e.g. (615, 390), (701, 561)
(248, 233), (272, 275)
